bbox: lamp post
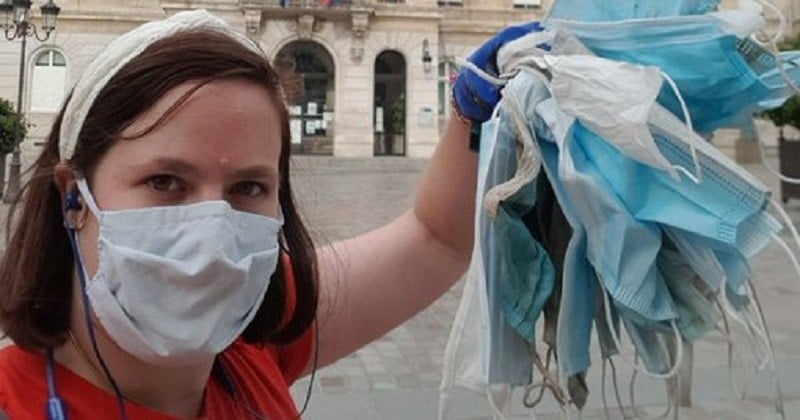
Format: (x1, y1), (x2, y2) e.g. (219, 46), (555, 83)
(0, 0), (60, 203)
(421, 38), (432, 74)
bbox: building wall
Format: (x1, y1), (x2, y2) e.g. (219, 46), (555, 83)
(0, 0), (797, 164)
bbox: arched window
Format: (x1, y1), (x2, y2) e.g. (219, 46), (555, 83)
(30, 49), (67, 112)
(275, 41), (336, 155)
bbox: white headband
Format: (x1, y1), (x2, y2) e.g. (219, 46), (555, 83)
(58, 9), (263, 160)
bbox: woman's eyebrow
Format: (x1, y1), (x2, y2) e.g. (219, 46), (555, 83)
(231, 165), (279, 180)
(128, 157), (201, 175)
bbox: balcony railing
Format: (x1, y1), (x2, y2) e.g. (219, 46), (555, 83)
(249, 0), (372, 19)
(259, 0), (357, 7)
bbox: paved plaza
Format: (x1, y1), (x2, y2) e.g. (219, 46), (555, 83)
(0, 139), (799, 419)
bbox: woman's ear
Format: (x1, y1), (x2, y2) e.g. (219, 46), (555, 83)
(54, 161), (86, 229)
(53, 161), (77, 207)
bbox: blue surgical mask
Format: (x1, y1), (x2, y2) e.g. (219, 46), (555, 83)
(547, 0), (720, 22)
(478, 110), (537, 386)
(577, 104), (773, 250)
(546, 10), (772, 133)
(756, 50), (800, 110)
(536, 97), (677, 322)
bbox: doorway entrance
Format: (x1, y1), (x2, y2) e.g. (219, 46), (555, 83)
(374, 51), (406, 156)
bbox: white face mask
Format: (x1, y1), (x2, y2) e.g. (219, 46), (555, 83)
(73, 178), (283, 367)
(547, 54), (675, 175)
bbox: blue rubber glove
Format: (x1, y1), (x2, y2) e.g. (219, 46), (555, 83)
(453, 22), (545, 124)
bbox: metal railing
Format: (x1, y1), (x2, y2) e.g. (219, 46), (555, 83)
(259, 0), (357, 7)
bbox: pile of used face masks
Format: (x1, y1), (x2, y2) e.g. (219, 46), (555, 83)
(439, 1), (800, 419)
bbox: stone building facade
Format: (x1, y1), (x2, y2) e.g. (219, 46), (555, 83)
(0, 0), (544, 163)
(0, 0), (797, 164)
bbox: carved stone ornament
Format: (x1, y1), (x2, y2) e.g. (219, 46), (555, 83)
(296, 14), (315, 39)
(350, 11), (369, 63)
(351, 12), (369, 39)
(350, 38), (365, 63)
(244, 9), (262, 37)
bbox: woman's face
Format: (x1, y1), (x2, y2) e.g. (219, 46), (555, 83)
(71, 78), (283, 277)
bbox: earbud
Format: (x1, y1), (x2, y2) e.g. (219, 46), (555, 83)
(65, 191), (82, 211)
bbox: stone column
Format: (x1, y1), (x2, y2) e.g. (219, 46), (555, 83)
(735, 117), (762, 164)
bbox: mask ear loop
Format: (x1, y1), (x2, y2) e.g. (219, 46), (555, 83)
(454, 56), (510, 87)
(484, 93), (543, 218)
(524, 346), (568, 409)
(600, 282), (685, 380)
(719, 276), (772, 371)
(753, 0), (787, 47)
(715, 298), (748, 401)
(744, 278), (787, 419)
(659, 71), (702, 184)
(628, 350), (675, 420)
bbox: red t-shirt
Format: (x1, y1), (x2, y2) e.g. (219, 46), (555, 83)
(0, 255), (313, 419)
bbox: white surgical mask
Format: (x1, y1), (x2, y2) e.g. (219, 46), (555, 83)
(73, 178), (283, 367)
(547, 54), (676, 176)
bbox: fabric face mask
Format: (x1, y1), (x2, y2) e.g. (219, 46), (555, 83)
(547, 0), (720, 22)
(493, 164), (555, 345)
(74, 179), (283, 367)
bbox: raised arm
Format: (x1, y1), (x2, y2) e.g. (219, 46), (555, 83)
(311, 22), (543, 369)
(312, 115), (475, 368)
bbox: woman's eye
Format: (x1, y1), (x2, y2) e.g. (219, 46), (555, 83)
(146, 175), (184, 192)
(231, 181), (265, 197)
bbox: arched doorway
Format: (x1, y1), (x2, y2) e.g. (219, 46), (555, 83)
(275, 41), (335, 155)
(374, 51), (406, 156)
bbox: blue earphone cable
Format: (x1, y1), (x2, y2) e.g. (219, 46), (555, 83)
(45, 349), (68, 420)
(66, 228), (128, 420)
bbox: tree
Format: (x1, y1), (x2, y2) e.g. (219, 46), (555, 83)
(0, 98), (26, 156)
(762, 34), (800, 137)
(0, 98), (27, 197)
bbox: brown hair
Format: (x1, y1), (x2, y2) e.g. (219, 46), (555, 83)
(0, 29), (318, 350)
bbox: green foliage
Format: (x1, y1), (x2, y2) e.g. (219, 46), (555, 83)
(762, 34), (800, 131)
(391, 93), (405, 134)
(0, 98), (26, 155)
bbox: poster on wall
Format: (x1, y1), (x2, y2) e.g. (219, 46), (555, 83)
(305, 121), (317, 135)
(375, 107), (384, 133)
(290, 119), (302, 144)
(419, 106), (434, 128)
(307, 102), (318, 116)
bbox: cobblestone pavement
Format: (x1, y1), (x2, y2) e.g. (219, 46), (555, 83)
(287, 154), (800, 419)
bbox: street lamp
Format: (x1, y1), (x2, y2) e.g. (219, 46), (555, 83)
(1, 0), (60, 203)
(421, 38), (432, 74)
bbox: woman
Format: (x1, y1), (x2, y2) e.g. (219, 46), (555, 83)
(0, 10), (534, 419)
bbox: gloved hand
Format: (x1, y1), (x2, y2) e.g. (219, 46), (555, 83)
(453, 22), (544, 124)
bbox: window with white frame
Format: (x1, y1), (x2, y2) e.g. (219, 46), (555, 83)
(30, 49), (67, 112)
(438, 61), (458, 118)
